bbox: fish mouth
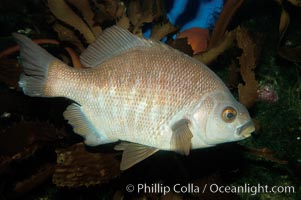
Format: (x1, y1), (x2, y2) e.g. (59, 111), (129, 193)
(237, 120), (255, 138)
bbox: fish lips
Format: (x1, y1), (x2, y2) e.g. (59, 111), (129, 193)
(236, 120), (255, 139)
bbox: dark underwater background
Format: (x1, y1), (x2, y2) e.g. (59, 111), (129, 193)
(0, 0), (300, 199)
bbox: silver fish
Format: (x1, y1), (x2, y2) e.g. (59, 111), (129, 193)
(14, 26), (255, 170)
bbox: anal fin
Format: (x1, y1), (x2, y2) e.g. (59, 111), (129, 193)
(63, 103), (108, 146)
(171, 119), (193, 155)
(114, 142), (159, 170)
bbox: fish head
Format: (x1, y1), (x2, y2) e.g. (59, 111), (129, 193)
(191, 92), (255, 146)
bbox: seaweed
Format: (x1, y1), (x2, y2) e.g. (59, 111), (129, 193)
(194, 29), (236, 65)
(48, 0), (97, 44)
(277, 0), (301, 62)
(209, 0), (244, 49)
(0, 0), (300, 199)
(287, 0), (301, 7)
(177, 28), (209, 54)
(53, 143), (120, 187)
(236, 26), (259, 108)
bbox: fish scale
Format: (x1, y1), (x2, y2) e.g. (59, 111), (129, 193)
(14, 26), (254, 170)
(44, 47), (224, 149)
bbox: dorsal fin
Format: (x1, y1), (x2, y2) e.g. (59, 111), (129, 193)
(80, 25), (168, 68)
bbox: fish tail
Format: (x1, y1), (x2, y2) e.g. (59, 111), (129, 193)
(13, 33), (58, 97)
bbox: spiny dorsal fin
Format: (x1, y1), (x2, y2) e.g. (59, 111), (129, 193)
(63, 103), (109, 146)
(114, 142), (159, 170)
(80, 25), (169, 68)
(170, 119), (193, 155)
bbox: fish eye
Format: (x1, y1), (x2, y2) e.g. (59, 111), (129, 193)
(222, 107), (237, 123)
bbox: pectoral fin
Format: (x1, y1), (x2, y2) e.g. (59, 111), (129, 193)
(171, 119), (193, 155)
(114, 142), (159, 170)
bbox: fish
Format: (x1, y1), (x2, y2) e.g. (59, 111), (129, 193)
(13, 26), (255, 170)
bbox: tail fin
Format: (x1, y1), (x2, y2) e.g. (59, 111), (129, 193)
(13, 33), (58, 97)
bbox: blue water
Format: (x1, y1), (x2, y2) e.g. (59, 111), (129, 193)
(143, 0), (223, 38)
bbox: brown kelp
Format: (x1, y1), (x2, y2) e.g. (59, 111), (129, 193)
(0, 0), (300, 199)
(277, 0), (301, 62)
(208, 0), (244, 49)
(53, 143), (120, 187)
(236, 27), (260, 108)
